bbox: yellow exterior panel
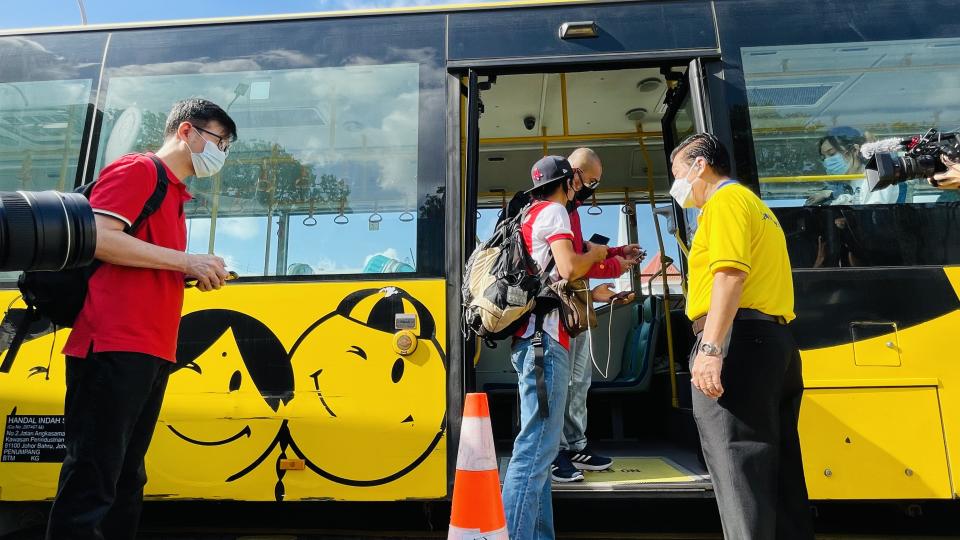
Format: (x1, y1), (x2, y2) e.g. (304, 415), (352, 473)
(0, 280), (448, 502)
(800, 387), (951, 500)
(851, 323), (901, 367)
(800, 303), (960, 497)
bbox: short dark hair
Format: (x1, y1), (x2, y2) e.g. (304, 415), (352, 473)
(163, 98), (237, 141)
(670, 132), (731, 177)
(817, 126), (865, 157)
(530, 178), (567, 200)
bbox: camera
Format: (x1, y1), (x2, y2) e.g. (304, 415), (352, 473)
(0, 191), (97, 272)
(863, 129), (960, 192)
(523, 115), (536, 131)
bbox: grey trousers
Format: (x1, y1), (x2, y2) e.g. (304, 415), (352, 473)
(691, 320), (815, 540)
(560, 333), (591, 452)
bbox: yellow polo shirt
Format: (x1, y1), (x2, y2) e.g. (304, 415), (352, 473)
(685, 182), (795, 322)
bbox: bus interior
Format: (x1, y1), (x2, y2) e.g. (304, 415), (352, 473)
(469, 64), (712, 495)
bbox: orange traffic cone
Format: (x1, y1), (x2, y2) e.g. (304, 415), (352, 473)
(448, 392), (508, 540)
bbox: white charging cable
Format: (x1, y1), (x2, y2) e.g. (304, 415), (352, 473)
(577, 286), (618, 380)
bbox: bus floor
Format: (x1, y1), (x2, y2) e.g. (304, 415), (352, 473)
(497, 440), (713, 498)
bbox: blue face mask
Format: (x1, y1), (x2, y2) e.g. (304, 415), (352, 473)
(823, 153), (850, 175)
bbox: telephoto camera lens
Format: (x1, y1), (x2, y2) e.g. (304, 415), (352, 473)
(0, 191), (97, 272)
(865, 154), (940, 192)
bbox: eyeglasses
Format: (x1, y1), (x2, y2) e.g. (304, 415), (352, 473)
(193, 125), (232, 153)
(574, 168), (601, 189)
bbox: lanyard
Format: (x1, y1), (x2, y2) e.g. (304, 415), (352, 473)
(717, 180), (738, 190)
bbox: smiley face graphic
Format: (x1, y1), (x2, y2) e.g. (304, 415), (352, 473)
(286, 287), (447, 486)
(152, 309), (294, 493)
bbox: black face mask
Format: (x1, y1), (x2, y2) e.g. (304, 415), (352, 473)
(574, 185), (596, 204)
(563, 178), (580, 213)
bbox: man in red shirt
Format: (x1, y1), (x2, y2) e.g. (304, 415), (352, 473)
(47, 99), (236, 540)
(552, 148), (642, 482)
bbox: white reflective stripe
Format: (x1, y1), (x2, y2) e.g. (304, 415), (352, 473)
(455, 416), (497, 472)
(448, 524), (508, 540)
(92, 209), (132, 227)
(54, 192), (72, 271)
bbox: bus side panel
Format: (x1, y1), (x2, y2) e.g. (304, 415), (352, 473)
(794, 268), (960, 500)
(0, 280), (448, 502)
(799, 386), (951, 500)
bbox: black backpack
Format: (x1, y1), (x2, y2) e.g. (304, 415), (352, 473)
(1, 155), (169, 372)
(462, 200), (556, 345)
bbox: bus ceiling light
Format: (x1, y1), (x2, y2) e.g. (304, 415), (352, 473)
(625, 108), (648, 122)
(637, 78), (662, 93)
(559, 21), (598, 40)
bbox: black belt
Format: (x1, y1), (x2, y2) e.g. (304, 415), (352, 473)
(528, 313), (550, 419)
(692, 308), (786, 335)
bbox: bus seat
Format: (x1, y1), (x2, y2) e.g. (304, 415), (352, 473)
(592, 296), (662, 393)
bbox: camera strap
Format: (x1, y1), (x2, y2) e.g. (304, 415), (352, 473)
(0, 307), (38, 373)
(84, 155), (170, 279)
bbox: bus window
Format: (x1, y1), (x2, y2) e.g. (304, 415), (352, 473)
(741, 37), (960, 269)
(475, 207), (500, 244)
(743, 38), (960, 207)
(476, 202), (682, 296)
(0, 34), (105, 284)
(92, 16), (446, 278)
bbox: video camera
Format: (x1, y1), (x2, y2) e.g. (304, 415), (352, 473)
(0, 191), (96, 272)
(862, 129), (960, 192)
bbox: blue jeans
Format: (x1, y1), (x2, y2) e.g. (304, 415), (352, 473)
(560, 333), (590, 452)
(502, 334), (570, 540)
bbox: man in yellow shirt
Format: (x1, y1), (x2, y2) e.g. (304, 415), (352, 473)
(669, 133), (813, 540)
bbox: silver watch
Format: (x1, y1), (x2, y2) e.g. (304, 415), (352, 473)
(699, 341), (723, 357)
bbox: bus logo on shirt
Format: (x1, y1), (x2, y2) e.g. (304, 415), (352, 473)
(761, 212), (781, 229)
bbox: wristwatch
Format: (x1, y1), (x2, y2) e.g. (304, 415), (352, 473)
(699, 341), (723, 357)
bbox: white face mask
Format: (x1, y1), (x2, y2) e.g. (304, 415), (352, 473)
(670, 160), (701, 208)
(189, 127), (227, 178)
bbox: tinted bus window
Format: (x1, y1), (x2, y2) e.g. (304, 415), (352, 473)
(94, 15), (446, 278)
(0, 34), (104, 193)
(740, 37), (960, 268)
(0, 33), (105, 283)
(743, 38), (960, 207)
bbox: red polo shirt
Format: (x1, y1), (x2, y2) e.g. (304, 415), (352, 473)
(63, 153), (191, 363)
(569, 205), (626, 279)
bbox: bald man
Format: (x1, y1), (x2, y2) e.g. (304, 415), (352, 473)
(551, 147), (644, 482)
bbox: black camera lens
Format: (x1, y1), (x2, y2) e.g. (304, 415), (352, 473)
(866, 153), (942, 192)
(0, 191), (97, 272)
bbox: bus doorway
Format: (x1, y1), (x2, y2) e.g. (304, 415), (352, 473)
(462, 62), (714, 496)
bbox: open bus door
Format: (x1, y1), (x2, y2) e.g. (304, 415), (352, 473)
(461, 59), (721, 496)
(460, 69), (501, 397)
(650, 59), (714, 414)
(661, 58), (711, 252)
(462, 69), (485, 395)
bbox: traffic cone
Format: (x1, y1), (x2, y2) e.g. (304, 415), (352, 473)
(448, 392), (508, 539)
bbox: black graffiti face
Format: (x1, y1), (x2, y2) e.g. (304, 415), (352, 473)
(158, 310), (293, 490)
(286, 309), (446, 486)
(162, 288), (447, 497)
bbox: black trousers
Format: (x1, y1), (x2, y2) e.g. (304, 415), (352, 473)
(691, 320), (815, 540)
(45, 351), (170, 540)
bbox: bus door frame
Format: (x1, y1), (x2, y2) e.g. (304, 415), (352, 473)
(448, 54), (723, 493)
(661, 58), (715, 272)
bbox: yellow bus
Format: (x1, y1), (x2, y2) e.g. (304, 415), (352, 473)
(1, 0), (958, 527)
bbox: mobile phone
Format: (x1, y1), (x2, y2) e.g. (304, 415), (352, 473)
(588, 233), (610, 245)
(610, 291), (634, 303)
(185, 271), (239, 289)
